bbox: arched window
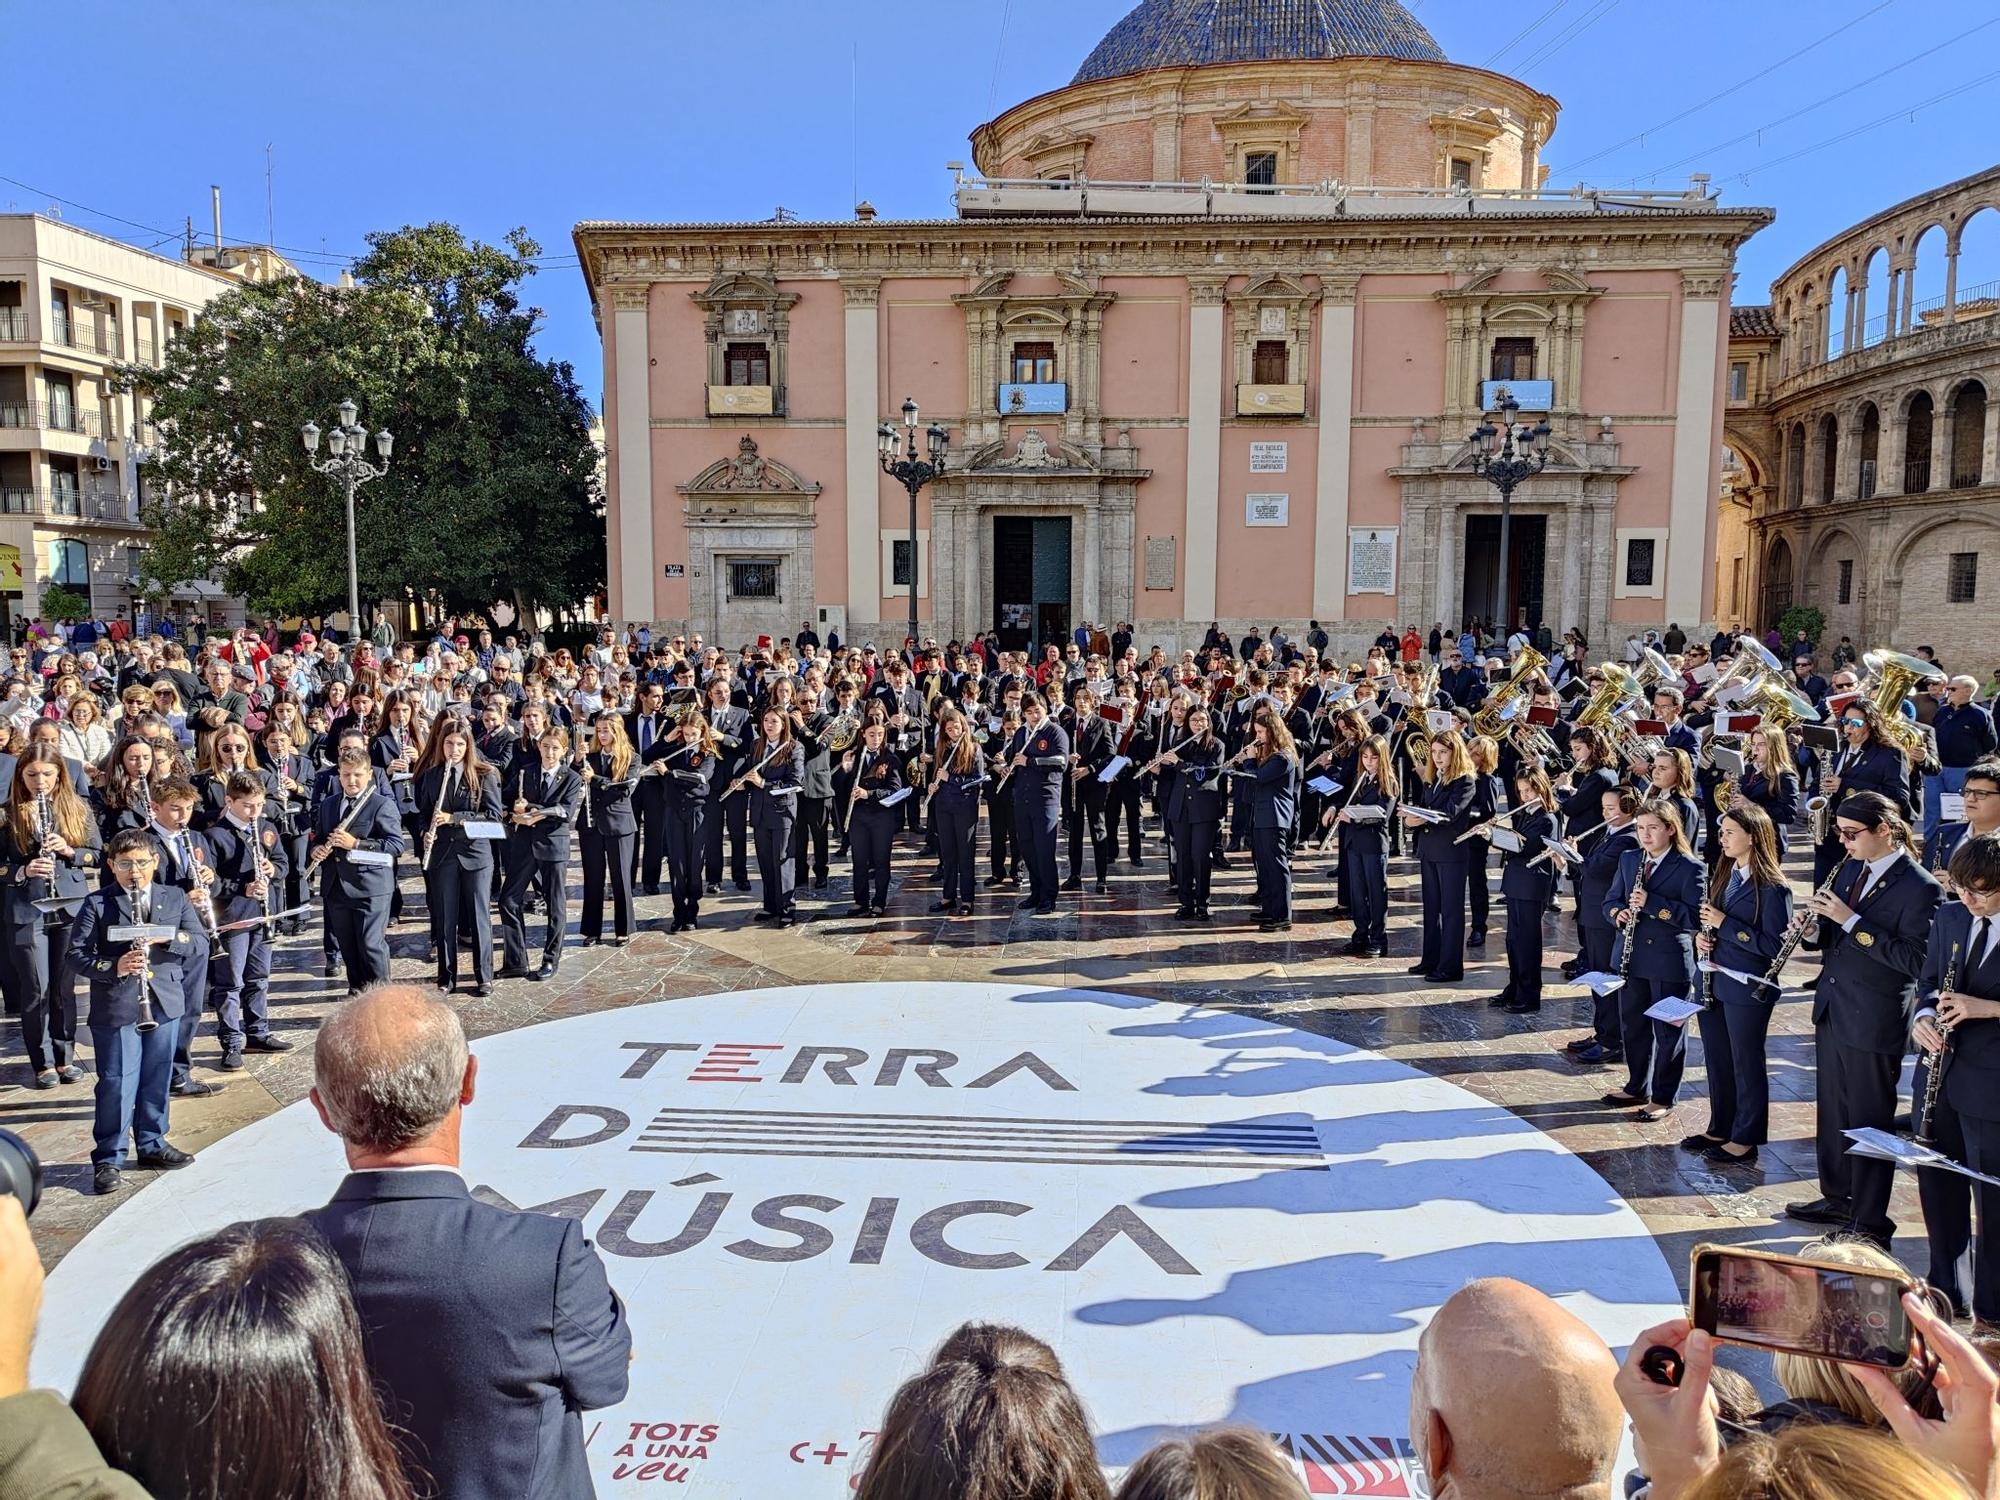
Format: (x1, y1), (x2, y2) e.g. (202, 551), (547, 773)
(1856, 403), (1880, 498)
(1906, 391), (1935, 493)
(1818, 413), (1838, 502)
(1859, 247), (1891, 348)
(1908, 225), (1949, 333)
(1954, 206), (1999, 323)
(1764, 537), (1794, 625)
(1951, 381), (1987, 489)
(1826, 266), (1848, 360)
(1785, 423), (1806, 508)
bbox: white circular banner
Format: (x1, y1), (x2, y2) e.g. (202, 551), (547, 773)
(36, 982), (1680, 1496)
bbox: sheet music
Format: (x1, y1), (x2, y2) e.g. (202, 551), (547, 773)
(1572, 970), (1625, 994)
(1097, 755), (1131, 784)
(1306, 775), (1341, 796)
(1645, 995), (1705, 1026)
(877, 786), (912, 807)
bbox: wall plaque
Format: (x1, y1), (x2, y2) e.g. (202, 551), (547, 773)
(1143, 536), (1177, 590)
(1249, 441), (1288, 474)
(1245, 494), (1289, 527)
(1348, 527), (1398, 595)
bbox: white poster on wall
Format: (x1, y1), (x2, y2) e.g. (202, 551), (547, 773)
(1249, 441), (1288, 474)
(1245, 493), (1289, 527)
(1348, 527), (1398, 594)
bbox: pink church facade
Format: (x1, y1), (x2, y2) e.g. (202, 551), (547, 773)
(577, 1), (1769, 656)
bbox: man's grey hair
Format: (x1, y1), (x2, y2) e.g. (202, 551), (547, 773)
(1952, 674), (1981, 692)
(314, 983), (469, 1153)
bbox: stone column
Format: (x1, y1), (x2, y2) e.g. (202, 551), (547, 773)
(842, 278), (883, 638)
(1946, 247), (1961, 323)
(1982, 382), (2000, 486)
(1185, 278), (1227, 623)
(1899, 260), (1916, 337)
(609, 285), (656, 628)
(1933, 395), (1953, 489)
(1311, 277), (1358, 620)
(1665, 272), (1724, 626)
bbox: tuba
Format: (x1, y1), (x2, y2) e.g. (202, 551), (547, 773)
(1860, 648), (1945, 770)
(1471, 646), (1548, 740)
(1402, 662), (1440, 768)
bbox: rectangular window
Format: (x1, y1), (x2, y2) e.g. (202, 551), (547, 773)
(1728, 362), (1748, 401)
(1949, 552), (1978, 604)
(1449, 157), (1474, 190)
(1837, 559), (1853, 604)
(1251, 339), (1289, 384)
(50, 538), (87, 587)
(1625, 538), (1656, 588)
(724, 342), (769, 386)
(1490, 337), (1535, 381)
(1010, 341), (1056, 384)
(728, 559), (779, 599)
(891, 539), (915, 588)
(1243, 152), (1278, 189)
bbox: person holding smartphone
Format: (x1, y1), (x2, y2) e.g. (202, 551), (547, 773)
(1914, 832), (2000, 1326)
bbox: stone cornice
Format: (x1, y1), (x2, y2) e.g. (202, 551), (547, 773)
(574, 212), (1773, 304)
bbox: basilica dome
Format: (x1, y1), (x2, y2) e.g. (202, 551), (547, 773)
(1074, 0), (1447, 86)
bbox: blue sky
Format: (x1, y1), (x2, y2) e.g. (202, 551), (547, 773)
(9, 0), (1999, 402)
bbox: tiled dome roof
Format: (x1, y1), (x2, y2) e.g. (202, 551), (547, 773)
(1073, 0), (1447, 85)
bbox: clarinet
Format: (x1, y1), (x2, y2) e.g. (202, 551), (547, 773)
(1618, 860), (1652, 981)
(1764, 864), (1843, 984)
(303, 790), (377, 893)
(1916, 940), (1963, 1148)
(423, 763), (460, 875)
(132, 886), (159, 1034)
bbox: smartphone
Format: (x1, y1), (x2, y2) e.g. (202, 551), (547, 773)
(1689, 1244), (1914, 1370)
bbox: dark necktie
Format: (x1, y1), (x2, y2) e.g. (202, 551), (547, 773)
(1848, 859), (1873, 907)
(640, 717), (654, 755)
(1973, 917), (1993, 982)
(1725, 868), (1745, 905)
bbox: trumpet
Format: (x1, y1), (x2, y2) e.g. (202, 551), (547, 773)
(1916, 941), (1962, 1148)
(1764, 865), (1842, 984)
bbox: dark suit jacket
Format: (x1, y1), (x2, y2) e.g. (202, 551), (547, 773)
(1605, 848), (1701, 986)
(1924, 903), (2000, 1121)
(68, 882), (206, 1028)
(1708, 873), (1793, 1006)
(311, 787), (407, 901)
(305, 1170), (631, 1500)
(1812, 853), (1942, 1054)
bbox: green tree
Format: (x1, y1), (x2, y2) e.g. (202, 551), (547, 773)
(37, 585), (90, 624)
(121, 223), (604, 626)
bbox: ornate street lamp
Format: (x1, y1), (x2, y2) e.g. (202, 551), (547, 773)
(1468, 391), (1551, 643)
(302, 399), (393, 638)
(878, 395), (948, 654)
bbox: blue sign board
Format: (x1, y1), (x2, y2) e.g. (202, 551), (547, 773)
(997, 382), (1067, 415)
(1479, 379), (1554, 412)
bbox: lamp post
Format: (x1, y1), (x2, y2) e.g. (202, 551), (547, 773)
(1468, 392), (1551, 645)
(877, 396), (948, 655)
(301, 398), (393, 640)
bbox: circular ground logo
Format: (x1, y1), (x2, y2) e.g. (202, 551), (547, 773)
(35, 982), (1679, 1495)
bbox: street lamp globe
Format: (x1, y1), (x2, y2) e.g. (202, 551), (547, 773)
(327, 426), (348, 458)
(301, 420), (321, 454)
(337, 398), (359, 430)
(926, 423), (947, 462)
(901, 397), (918, 429)
(877, 423), (896, 460)
(375, 428), (395, 459)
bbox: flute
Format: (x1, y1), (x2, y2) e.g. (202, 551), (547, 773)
(423, 764), (460, 875)
(1454, 795), (1544, 844)
(1528, 813), (1614, 868)
(723, 740), (789, 799)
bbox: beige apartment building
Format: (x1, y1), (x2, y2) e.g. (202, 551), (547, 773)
(0, 214), (250, 632)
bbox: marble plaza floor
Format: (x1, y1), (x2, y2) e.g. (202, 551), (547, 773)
(8, 821), (1909, 1291)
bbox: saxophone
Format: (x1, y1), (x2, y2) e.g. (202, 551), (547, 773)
(1915, 940), (1962, 1148)
(1764, 865), (1842, 984)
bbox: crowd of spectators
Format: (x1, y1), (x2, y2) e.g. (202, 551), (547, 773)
(2, 982), (1998, 1500)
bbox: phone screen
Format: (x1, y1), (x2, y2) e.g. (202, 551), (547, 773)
(1692, 1249), (1911, 1369)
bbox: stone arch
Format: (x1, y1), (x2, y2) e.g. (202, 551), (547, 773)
(1854, 401), (1881, 497)
(1817, 411), (1839, 502)
(1858, 245), (1892, 347)
(1722, 423), (1774, 492)
(1904, 388), (1937, 493)
(1885, 509), (2000, 580)
(1907, 223), (1950, 328)
(1947, 378), (1987, 489)
(1825, 265), (1849, 359)
(1806, 524), (1866, 643)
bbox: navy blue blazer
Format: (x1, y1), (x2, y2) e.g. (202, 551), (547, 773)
(1812, 853), (1942, 1054)
(67, 882), (206, 1028)
(747, 739), (803, 829)
(1015, 720), (1070, 815)
(1825, 739), (1911, 823)
(1921, 902), (2000, 1121)
(1499, 809), (1558, 901)
(1606, 848), (1701, 986)
(1250, 752), (1298, 830)
(1578, 823), (1640, 934)
(1165, 738), (1225, 824)
(413, 766), (505, 875)
(304, 1170), (631, 1500)
(1559, 766), (1618, 844)
(311, 787), (407, 902)
(1739, 768), (1800, 850)
(1413, 774), (1477, 865)
(504, 762), (582, 864)
(1705, 871), (1793, 1006)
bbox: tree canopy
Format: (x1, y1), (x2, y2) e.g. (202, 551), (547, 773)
(123, 223), (604, 625)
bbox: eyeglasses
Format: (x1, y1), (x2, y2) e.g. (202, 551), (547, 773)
(1840, 718), (1866, 728)
(1963, 789), (1999, 801)
(1835, 826), (1871, 842)
(110, 857), (158, 872)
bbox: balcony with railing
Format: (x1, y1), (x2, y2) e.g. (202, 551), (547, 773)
(0, 485), (136, 523)
(0, 401), (102, 437)
(44, 316), (122, 359)
(0, 309), (29, 343)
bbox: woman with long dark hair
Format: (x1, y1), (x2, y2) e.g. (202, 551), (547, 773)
(412, 720), (503, 996)
(1685, 802), (1792, 1167)
(1326, 733), (1396, 958)
(1602, 801), (1702, 1122)
(72, 1217), (414, 1500)
(745, 705), (805, 926)
(1165, 702), (1225, 921)
(927, 706), (985, 916)
(1246, 706), (1300, 932)
(1488, 765), (1559, 1014)
(663, 710), (718, 933)
(844, 716), (902, 918)
(92, 734), (159, 845)
(2, 747), (100, 1088)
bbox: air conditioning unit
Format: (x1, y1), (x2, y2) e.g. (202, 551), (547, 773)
(92, 455), (112, 472)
